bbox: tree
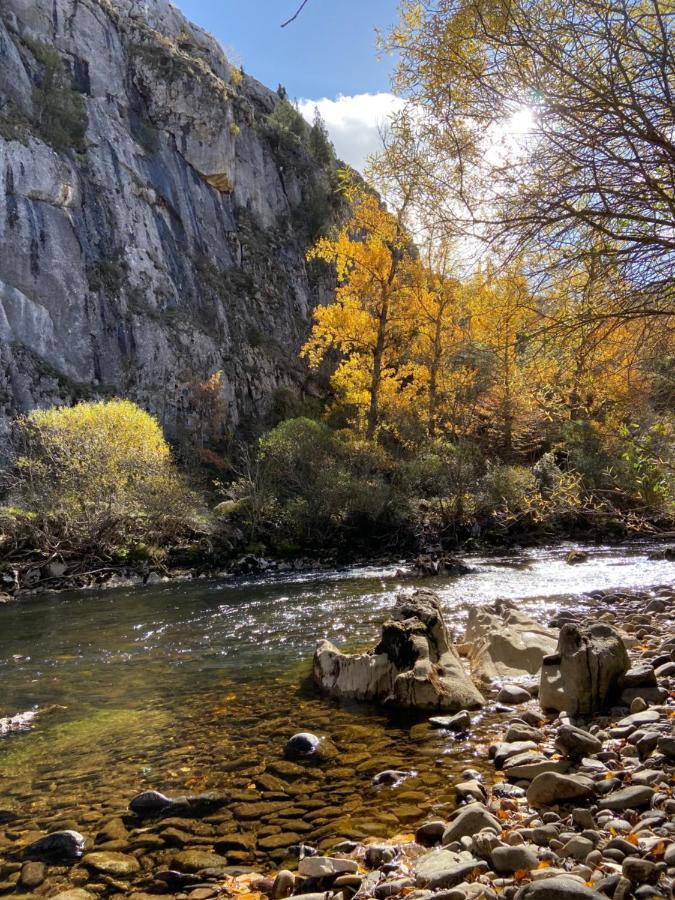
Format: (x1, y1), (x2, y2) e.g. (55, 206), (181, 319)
(387, 0), (675, 327)
(302, 182), (418, 439)
(466, 268), (545, 453)
(8, 400), (199, 556)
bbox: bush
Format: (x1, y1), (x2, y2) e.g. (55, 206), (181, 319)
(265, 99), (309, 153)
(6, 400), (201, 556)
(227, 418), (401, 548)
(477, 464), (538, 519)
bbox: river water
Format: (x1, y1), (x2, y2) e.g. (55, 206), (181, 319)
(0, 541), (672, 866)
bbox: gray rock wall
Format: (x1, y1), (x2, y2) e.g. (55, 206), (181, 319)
(0, 0), (336, 440)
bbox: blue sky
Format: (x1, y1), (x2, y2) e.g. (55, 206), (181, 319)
(175, 0), (399, 98)
(174, 0), (403, 171)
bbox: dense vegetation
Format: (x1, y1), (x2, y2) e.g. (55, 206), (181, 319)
(0, 0), (672, 574)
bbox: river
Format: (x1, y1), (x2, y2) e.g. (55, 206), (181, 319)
(0, 541), (672, 867)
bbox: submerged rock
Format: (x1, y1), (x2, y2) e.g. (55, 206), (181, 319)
(285, 732), (320, 758)
(25, 830), (86, 860)
(82, 851), (140, 877)
(313, 590), (484, 711)
(539, 622), (629, 715)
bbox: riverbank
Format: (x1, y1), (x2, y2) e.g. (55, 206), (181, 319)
(0, 581), (673, 899)
(1, 536), (674, 600)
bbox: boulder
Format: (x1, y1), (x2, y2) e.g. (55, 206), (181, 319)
(412, 554), (472, 577)
(539, 623), (629, 716)
(554, 725), (602, 759)
(442, 805), (501, 843)
(82, 852), (140, 877)
(24, 830), (85, 860)
(526, 773), (595, 807)
(414, 850), (487, 889)
(297, 857), (358, 878)
(313, 590), (484, 711)
(464, 600), (558, 681)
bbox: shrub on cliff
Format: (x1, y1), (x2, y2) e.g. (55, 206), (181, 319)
(5, 400), (200, 557)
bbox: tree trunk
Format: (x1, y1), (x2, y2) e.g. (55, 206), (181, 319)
(366, 297), (389, 440)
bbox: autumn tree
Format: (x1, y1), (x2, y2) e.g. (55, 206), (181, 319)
(387, 0), (675, 328)
(302, 182), (418, 439)
(464, 268), (545, 454)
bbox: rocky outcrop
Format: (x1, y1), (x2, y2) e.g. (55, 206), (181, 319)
(0, 0), (338, 439)
(313, 590), (484, 711)
(539, 622), (629, 716)
(464, 599), (559, 682)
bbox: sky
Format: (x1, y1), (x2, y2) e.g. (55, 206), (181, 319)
(174, 0), (403, 171)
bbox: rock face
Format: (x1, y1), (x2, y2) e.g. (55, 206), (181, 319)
(464, 599), (559, 681)
(539, 623), (629, 716)
(313, 590), (484, 711)
(0, 0), (337, 438)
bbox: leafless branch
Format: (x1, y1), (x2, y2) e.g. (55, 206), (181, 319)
(281, 0), (310, 27)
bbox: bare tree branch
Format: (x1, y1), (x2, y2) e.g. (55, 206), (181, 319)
(281, 0), (311, 28)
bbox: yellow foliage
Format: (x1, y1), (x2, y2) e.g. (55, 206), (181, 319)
(12, 399), (199, 554)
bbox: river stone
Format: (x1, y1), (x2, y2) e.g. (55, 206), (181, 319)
(297, 857), (359, 877)
(504, 754), (567, 781)
(492, 844), (538, 874)
(540, 622), (629, 715)
(82, 851), (141, 876)
(496, 685), (532, 705)
(20, 861), (45, 888)
(285, 733), (320, 758)
(555, 725), (602, 759)
(415, 850), (487, 889)
(170, 850), (228, 872)
(527, 773), (595, 807)
(617, 709), (661, 728)
(558, 836), (595, 860)
(597, 785), (654, 810)
(619, 665), (657, 689)
(429, 711), (471, 731)
(493, 741), (538, 768)
(271, 870), (295, 899)
(416, 821), (447, 847)
(51, 891), (96, 900)
(514, 877), (605, 898)
(129, 790), (174, 816)
(442, 805), (501, 843)
(257, 832), (301, 850)
(25, 830), (86, 859)
(464, 600), (558, 680)
(372, 769), (414, 786)
(657, 735), (675, 759)
(504, 723), (545, 743)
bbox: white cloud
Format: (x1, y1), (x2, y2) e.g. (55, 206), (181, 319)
(298, 93), (405, 173)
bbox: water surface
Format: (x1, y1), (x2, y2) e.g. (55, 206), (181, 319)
(0, 541), (671, 863)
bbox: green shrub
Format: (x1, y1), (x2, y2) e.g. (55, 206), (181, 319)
(6, 400), (202, 557)
(477, 464), (537, 518)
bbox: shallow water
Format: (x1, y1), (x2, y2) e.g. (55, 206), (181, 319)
(0, 541), (672, 866)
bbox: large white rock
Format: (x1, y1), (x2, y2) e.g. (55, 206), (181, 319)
(539, 623), (629, 716)
(464, 600), (559, 681)
(314, 590), (484, 711)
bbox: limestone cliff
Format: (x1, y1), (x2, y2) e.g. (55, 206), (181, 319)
(0, 0), (338, 439)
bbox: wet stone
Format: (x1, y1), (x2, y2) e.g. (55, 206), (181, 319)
(81, 852), (141, 877)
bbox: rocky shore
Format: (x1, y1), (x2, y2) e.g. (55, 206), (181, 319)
(0, 584), (673, 900)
